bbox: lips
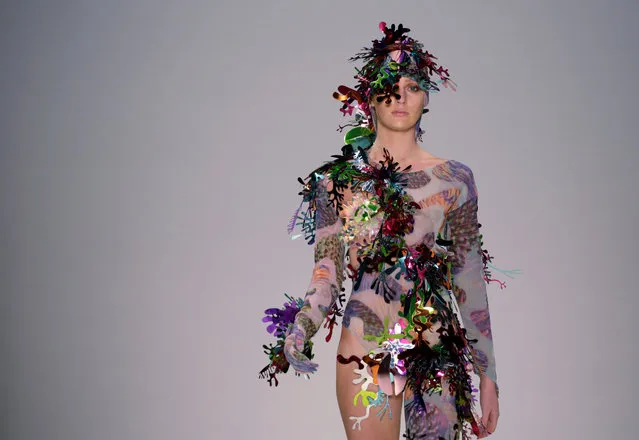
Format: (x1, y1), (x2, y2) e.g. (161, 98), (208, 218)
(392, 111), (408, 116)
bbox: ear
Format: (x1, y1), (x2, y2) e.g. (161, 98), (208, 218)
(423, 92), (430, 108)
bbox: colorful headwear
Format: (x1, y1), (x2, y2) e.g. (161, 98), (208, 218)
(333, 22), (457, 145)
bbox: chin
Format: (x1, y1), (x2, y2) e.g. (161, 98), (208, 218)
(389, 120), (420, 131)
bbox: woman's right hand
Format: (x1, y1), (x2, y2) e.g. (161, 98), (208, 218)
(283, 325), (319, 374)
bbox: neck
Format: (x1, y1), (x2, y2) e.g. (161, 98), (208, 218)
(368, 129), (422, 164)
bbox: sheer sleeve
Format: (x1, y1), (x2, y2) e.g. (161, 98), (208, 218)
(285, 176), (346, 371)
(443, 170), (498, 387)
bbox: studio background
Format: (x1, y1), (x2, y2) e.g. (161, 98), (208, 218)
(2, 1), (638, 439)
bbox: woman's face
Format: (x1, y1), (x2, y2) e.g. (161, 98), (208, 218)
(370, 76), (428, 134)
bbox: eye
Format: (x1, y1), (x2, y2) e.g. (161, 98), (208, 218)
(408, 85), (421, 92)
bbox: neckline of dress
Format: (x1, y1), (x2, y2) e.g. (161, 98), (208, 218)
(400, 159), (451, 175)
(365, 155), (451, 175)
(361, 146), (451, 175)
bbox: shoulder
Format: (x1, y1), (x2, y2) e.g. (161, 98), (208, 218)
(302, 145), (360, 186)
(440, 159), (475, 180)
(302, 144), (350, 173)
(435, 159), (479, 203)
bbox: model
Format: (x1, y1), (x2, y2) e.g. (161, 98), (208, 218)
(260, 22), (517, 440)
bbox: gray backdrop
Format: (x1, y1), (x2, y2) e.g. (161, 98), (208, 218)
(3, 1), (638, 439)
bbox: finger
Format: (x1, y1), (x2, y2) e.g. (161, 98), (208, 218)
(477, 418), (489, 439)
(481, 409), (490, 429)
(487, 410), (498, 433)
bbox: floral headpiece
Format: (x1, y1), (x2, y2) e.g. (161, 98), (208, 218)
(333, 22), (457, 145)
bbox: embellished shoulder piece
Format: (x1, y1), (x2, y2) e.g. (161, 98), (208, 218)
(287, 144), (361, 245)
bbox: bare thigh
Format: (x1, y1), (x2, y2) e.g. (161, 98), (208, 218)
(336, 331), (403, 440)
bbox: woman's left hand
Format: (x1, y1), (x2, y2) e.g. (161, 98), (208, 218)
(479, 375), (499, 434)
